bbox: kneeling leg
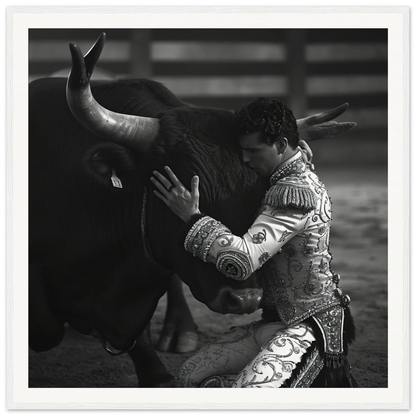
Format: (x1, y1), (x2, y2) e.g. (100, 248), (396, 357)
(233, 323), (316, 388)
(179, 321), (263, 387)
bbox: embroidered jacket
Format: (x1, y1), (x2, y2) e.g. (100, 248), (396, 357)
(184, 150), (351, 367)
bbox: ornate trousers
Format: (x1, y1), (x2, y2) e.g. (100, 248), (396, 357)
(179, 320), (316, 388)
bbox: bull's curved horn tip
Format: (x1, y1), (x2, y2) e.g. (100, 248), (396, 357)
(337, 102), (349, 110)
(69, 42), (80, 52)
(95, 33), (106, 44)
(68, 43), (85, 63)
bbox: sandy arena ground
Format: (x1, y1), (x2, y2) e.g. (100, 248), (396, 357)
(29, 166), (388, 388)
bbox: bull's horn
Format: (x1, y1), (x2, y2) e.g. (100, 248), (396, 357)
(301, 102), (350, 126)
(66, 33), (159, 153)
(297, 103), (357, 142)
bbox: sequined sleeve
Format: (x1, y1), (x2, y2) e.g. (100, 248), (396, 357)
(184, 207), (309, 281)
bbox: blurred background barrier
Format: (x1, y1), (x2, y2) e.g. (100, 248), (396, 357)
(29, 28), (387, 167)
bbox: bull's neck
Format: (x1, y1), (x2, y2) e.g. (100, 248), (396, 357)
(141, 187), (176, 277)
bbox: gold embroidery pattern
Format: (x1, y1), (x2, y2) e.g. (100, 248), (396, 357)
(283, 244), (297, 259)
(252, 229), (267, 244)
(278, 230), (291, 242)
(233, 324), (314, 388)
(258, 252), (271, 266)
(217, 250), (253, 280)
(290, 346), (324, 388)
(270, 152), (305, 184)
(217, 235), (234, 247)
(185, 216), (230, 262)
(313, 306), (346, 368)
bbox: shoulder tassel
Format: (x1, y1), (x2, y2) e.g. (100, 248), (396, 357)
(264, 181), (317, 212)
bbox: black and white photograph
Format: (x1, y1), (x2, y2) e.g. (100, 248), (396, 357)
(6, 5), (409, 410)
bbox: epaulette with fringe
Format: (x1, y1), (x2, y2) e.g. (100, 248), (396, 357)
(263, 175), (317, 212)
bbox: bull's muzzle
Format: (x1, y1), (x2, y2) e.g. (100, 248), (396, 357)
(210, 286), (263, 315)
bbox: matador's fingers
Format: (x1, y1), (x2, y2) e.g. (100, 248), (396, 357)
(151, 173), (172, 196)
(164, 166), (186, 191)
(153, 188), (169, 203)
(191, 175), (200, 199)
(152, 170), (173, 191)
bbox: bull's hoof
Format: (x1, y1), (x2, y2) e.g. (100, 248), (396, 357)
(156, 323), (199, 353)
(174, 332), (199, 353)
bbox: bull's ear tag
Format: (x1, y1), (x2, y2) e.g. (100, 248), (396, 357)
(111, 170), (123, 188)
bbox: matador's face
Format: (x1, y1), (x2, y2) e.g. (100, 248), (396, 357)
(238, 131), (283, 178)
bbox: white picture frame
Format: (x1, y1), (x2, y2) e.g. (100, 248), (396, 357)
(2, 2), (415, 415)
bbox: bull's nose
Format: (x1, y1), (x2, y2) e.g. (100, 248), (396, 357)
(228, 291), (262, 314)
(210, 287), (263, 315)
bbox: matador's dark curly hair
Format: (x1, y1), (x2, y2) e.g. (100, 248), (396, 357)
(234, 97), (299, 148)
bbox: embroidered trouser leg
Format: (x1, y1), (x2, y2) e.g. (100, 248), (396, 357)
(233, 323), (316, 388)
(179, 320), (263, 387)
(179, 320), (315, 388)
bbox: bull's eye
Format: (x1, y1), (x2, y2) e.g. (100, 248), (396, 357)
(94, 162), (111, 175)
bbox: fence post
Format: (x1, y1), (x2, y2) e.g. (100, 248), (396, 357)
(129, 29), (152, 78)
(285, 29), (307, 118)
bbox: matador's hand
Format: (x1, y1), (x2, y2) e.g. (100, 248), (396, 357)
(299, 140), (313, 165)
(151, 166), (200, 223)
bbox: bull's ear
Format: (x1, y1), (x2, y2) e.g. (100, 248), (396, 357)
(82, 143), (144, 191)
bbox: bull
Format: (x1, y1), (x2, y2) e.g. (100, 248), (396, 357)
(29, 33), (355, 387)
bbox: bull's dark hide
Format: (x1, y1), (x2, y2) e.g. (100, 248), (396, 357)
(29, 76), (266, 386)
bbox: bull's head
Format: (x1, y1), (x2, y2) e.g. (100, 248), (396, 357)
(66, 33), (355, 315)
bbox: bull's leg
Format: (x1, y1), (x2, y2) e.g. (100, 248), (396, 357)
(156, 274), (198, 353)
(128, 323), (174, 387)
(29, 264), (65, 352)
